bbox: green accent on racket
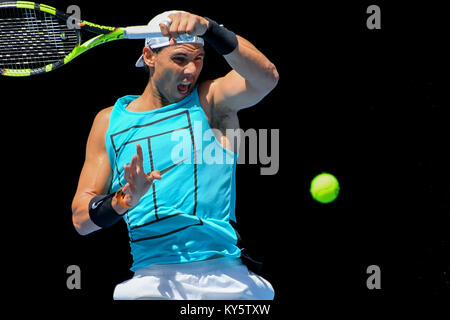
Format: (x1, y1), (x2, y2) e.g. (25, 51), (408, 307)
(0, 1), (163, 76)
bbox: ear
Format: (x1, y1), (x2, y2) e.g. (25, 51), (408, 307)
(143, 46), (157, 68)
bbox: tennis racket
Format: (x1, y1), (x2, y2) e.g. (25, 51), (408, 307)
(0, 1), (167, 77)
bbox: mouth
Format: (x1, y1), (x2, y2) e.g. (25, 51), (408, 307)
(177, 81), (192, 96)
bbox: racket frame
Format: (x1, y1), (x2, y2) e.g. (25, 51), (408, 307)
(0, 1), (128, 77)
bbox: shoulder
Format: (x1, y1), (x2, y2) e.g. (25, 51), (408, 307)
(92, 106), (113, 131)
(197, 78), (223, 118)
(95, 106), (113, 123)
(87, 106), (114, 147)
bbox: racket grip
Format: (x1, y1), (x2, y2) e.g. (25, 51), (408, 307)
(123, 26), (163, 39)
(123, 19), (171, 39)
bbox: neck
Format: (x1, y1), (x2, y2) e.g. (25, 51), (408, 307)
(127, 79), (170, 112)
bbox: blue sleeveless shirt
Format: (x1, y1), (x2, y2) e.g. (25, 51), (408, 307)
(105, 87), (241, 271)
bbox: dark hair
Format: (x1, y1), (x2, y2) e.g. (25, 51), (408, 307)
(152, 47), (164, 54)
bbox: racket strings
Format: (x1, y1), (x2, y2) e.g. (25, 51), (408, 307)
(0, 7), (79, 70)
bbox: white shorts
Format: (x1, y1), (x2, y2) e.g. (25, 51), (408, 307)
(113, 257), (274, 300)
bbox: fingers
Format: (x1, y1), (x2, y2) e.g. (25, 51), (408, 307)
(148, 170), (162, 181)
(160, 13), (203, 45)
(176, 17), (190, 36)
(121, 183), (130, 194)
(124, 163), (131, 183)
(159, 22), (171, 38)
(124, 145), (162, 185)
(185, 19), (197, 35)
(168, 14), (181, 39)
(124, 154), (140, 185)
(136, 144), (144, 172)
(130, 154), (138, 178)
(123, 164), (136, 193)
(126, 143), (145, 180)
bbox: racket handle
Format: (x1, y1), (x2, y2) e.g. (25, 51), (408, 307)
(123, 26), (163, 39)
(123, 19), (171, 39)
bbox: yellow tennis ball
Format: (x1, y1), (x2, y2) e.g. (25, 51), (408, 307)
(310, 173), (340, 203)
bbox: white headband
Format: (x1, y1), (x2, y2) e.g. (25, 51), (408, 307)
(135, 10), (205, 67)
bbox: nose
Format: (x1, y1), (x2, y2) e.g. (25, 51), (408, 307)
(184, 61), (197, 78)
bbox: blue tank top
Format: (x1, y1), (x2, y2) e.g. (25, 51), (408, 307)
(105, 87), (241, 271)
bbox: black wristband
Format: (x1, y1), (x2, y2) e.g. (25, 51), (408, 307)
(202, 17), (238, 55)
(88, 193), (123, 229)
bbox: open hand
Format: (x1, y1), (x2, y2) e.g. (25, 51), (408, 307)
(118, 144), (161, 209)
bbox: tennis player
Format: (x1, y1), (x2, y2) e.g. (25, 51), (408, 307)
(72, 10), (279, 300)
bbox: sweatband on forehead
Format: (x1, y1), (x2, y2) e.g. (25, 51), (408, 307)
(146, 34), (204, 49)
(135, 10), (205, 67)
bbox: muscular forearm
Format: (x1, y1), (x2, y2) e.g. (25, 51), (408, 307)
(223, 35), (279, 91)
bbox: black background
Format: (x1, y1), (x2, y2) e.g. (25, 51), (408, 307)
(1, 0), (448, 316)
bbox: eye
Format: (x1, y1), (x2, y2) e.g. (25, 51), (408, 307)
(172, 56), (186, 64)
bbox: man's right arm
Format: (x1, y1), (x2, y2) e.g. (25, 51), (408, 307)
(71, 107), (127, 235)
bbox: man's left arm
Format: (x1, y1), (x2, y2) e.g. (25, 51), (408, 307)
(211, 34), (279, 111)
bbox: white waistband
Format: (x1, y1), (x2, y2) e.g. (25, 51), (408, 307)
(134, 257), (243, 276)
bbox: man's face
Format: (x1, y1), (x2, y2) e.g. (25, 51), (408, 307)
(147, 43), (205, 104)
